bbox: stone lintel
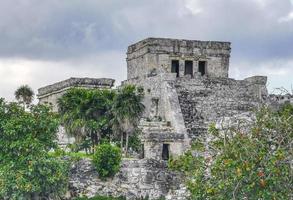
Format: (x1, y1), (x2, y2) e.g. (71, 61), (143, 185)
(142, 132), (185, 143)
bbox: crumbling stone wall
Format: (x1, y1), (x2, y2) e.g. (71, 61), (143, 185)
(68, 158), (186, 200)
(175, 76), (268, 138)
(38, 77), (115, 112)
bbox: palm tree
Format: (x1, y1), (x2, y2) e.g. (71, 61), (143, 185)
(14, 85), (34, 108)
(58, 88), (116, 152)
(111, 85), (145, 156)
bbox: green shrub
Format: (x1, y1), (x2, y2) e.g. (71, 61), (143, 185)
(0, 100), (69, 199)
(169, 106), (293, 199)
(92, 144), (122, 179)
(128, 131), (142, 153)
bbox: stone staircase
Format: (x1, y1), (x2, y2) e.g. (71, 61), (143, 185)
(139, 120), (174, 134)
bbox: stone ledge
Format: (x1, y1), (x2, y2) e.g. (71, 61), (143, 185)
(127, 37), (231, 54)
(142, 132), (185, 142)
(38, 77), (115, 96)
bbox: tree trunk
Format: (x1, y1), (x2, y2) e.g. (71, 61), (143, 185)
(30, 192), (40, 200)
(125, 132), (129, 157)
(120, 132), (124, 150)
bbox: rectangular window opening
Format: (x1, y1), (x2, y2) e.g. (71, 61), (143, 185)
(171, 60), (179, 77)
(198, 61), (206, 76)
(185, 60), (193, 77)
(162, 144), (170, 160)
(140, 144), (145, 159)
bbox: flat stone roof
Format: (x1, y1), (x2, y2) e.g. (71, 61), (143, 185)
(127, 37), (231, 54)
(38, 77), (115, 96)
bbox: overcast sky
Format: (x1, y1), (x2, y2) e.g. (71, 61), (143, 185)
(0, 0), (292, 101)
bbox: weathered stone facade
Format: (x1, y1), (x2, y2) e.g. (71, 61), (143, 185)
(127, 38), (231, 79)
(123, 38), (268, 161)
(175, 75), (267, 138)
(38, 77), (115, 112)
(68, 158), (187, 200)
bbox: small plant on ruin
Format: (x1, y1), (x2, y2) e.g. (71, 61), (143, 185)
(92, 143), (122, 179)
(169, 104), (293, 199)
(0, 99), (69, 199)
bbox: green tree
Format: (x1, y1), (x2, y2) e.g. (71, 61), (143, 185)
(92, 143), (122, 179)
(14, 85), (34, 108)
(169, 105), (293, 200)
(111, 85), (145, 156)
(0, 99), (68, 200)
(58, 88), (116, 152)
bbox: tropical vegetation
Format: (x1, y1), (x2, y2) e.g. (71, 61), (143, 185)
(111, 85), (145, 156)
(58, 85), (145, 155)
(92, 143), (122, 179)
(169, 103), (293, 199)
(0, 99), (69, 200)
(58, 88), (116, 153)
(14, 85), (35, 108)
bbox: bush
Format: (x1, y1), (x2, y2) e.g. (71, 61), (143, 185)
(0, 100), (69, 199)
(92, 144), (122, 179)
(169, 105), (293, 199)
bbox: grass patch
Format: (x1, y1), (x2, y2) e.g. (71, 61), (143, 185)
(49, 150), (93, 161)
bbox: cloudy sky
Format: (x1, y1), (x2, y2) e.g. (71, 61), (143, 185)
(0, 0), (292, 101)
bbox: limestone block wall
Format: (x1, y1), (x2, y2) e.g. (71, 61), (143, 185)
(126, 37), (231, 79)
(123, 73), (190, 157)
(38, 77), (115, 112)
(174, 76), (268, 139)
(142, 131), (186, 160)
(122, 74), (174, 124)
(68, 158), (186, 200)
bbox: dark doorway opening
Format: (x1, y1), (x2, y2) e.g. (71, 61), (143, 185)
(185, 61), (193, 77)
(198, 61), (206, 76)
(171, 60), (179, 77)
(140, 144), (144, 159)
(162, 144), (170, 160)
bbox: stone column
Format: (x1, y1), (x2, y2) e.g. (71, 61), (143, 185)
(179, 60), (185, 77)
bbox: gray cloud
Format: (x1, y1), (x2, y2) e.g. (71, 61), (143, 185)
(0, 0), (292, 61)
(0, 0), (292, 100)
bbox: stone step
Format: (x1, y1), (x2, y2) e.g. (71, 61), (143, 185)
(140, 121), (169, 127)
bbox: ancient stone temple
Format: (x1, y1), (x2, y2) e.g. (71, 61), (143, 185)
(124, 38), (267, 161)
(37, 37), (276, 199)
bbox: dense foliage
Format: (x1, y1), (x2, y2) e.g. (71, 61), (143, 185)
(58, 85), (145, 155)
(0, 99), (68, 199)
(58, 88), (116, 152)
(169, 104), (293, 199)
(92, 143), (122, 179)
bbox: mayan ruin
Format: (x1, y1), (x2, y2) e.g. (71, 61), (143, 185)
(30, 38), (292, 199)
(1, 1), (293, 199)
